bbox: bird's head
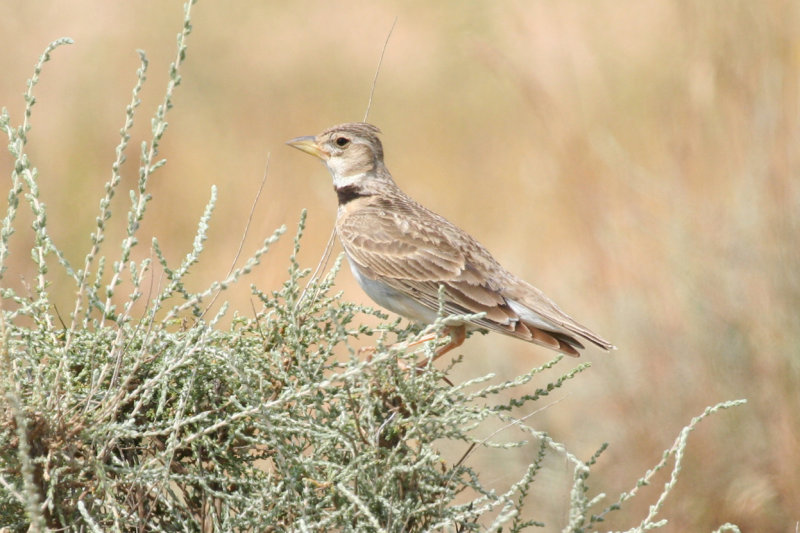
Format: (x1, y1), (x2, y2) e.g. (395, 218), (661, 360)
(287, 122), (389, 188)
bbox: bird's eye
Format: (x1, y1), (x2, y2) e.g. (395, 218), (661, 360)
(335, 137), (350, 147)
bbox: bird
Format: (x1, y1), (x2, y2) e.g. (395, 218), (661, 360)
(286, 122), (614, 358)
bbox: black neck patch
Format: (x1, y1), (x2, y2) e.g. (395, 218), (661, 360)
(335, 185), (371, 205)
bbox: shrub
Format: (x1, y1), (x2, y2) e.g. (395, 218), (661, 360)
(0, 2), (744, 531)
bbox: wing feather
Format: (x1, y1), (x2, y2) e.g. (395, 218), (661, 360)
(337, 195), (612, 355)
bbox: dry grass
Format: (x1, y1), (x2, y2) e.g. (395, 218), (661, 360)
(1, 1), (797, 530)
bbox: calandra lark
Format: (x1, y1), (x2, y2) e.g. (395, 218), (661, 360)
(287, 122), (614, 358)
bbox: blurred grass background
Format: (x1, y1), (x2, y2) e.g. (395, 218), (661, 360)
(1, 1), (797, 530)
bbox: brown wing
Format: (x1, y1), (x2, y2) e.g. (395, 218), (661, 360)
(336, 195), (594, 355)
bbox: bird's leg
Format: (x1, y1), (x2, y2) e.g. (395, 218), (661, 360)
(430, 324), (466, 362)
(359, 326), (464, 387)
(413, 325), (464, 387)
(360, 324), (466, 363)
(385, 324), (466, 361)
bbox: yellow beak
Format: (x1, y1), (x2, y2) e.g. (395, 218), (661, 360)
(285, 136), (330, 160)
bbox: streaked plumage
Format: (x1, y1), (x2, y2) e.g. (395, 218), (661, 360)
(287, 122), (614, 357)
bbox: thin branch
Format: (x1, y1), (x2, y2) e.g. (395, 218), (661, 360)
(363, 17), (398, 122)
(453, 394), (570, 470)
(203, 154), (271, 317)
(296, 227), (336, 310)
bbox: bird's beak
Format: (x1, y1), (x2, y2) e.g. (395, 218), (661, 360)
(285, 136), (330, 160)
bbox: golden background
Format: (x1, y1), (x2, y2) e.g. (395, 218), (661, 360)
(1, 1), (798, 530)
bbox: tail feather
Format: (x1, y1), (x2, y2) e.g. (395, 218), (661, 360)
(506, 296), (615, 353)
(517, 321), (581, 357)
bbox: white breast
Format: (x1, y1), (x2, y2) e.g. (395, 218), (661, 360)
(346, 256), (440, 324)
